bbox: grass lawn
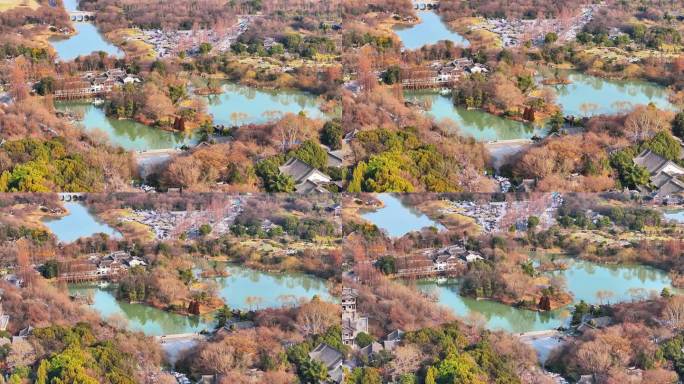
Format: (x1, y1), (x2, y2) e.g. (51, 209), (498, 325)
(0, 0), (39, 11)
(418, 200), (483, 235)
(107, 29), (156, 60)
(100, 208), (156, 242)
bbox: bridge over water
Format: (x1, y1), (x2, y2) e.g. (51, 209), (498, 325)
(57, 192), (86, 202)
(68, 11), (95, 22)
(413, 0), (439, 10)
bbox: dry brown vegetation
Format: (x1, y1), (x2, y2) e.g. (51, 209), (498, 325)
(349, 277), (457, 336)
(547, 298), (683, 383)
(0, 0), (68, 29)
(178, 298), (338, 379)
(511, 132), (620, 192)
(85, 0), (345, 32)
(440, 0), (591, 20)
(0, 279), (166, 381)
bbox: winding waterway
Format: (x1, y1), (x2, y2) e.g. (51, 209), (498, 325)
(56, 81), (326, 150)
(205, 83), (325, 126)
(405, 69), (674, 140)
(68, 265), (331, 336)
(51, 0), (122, 60)
(405, 91), (543, 141)
(69, 283), (211, 335)
(393, 10), (470, 50)
(42, 201), (120, 243)
(213, 265), (333, 310)
(418, 258), (676, 333)
(548, 70), (675, 116)
(55, 102), (199, 151)
(361, 194), (444, 238)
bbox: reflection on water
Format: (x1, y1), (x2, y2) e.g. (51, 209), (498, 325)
(206, 83), (325, 126)
(52, 0), (121, 61)
(418, 281), (570, 333)
(361, 194), (445, 238)
(55, 102), (199, 151)
(551, 258), (674, 303)
(69, 284), (210, 336)
(407, 70), (672, 138)
(393, 11), (470, 50)
(214, 265), (333, 309)
(405, 91), (542, 141)
(419, 258), (675, 333)
(548, 70), (674, 116)
(70, 265), (331, 335)
(57, 85), (325, 149)
(43, 202), (120, 243)
(49, 22), (122, 61)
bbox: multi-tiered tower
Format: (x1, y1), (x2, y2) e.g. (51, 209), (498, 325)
(0, 290), (8, 332)
(341, 287), (368, 347)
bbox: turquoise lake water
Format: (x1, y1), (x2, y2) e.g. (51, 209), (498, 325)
(663, 210), (684, 223)
(55, 102), (199, 151)
(205, 83), (325, 126)
(405, 91), (542, 140)
(550, 71), (675, 116)
(42, 202), (120, 243)
(69, 265), (331, 335)
(50, 22), (122, 61)
(393, 11), (470, 50)
(361, 194), (445, 238)
(418, 258), (675, 333)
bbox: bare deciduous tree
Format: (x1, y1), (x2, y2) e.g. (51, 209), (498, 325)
(624, 105), (670, 142)
(663, 296), (684, 330)
(576, 340), (613, 377)
(296, 298), (339, 336)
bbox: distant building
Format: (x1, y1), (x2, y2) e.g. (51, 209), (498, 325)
(576, 316), (613, 334)
(0, 292), (9, 332)
(53, 68), (141, 100)
(18, 325), (33, 337)
(383, 329), (404, 351)
(56, 251), (142, 282)
(326, 150), (344, 168)
(341, 288), (368, 347)
(466, 63), (489, 74)
(460, 250), (484, 263)
(395, 245), (482, 278)
(278, 157), (332, 193)
(309, 343), (344, 383)
(359, 341), (384, 358)
(125, 257), (147, 268)
(633, 149), (684, 197)
(224, 320), (255, 331)
(359, 329), (405, 359)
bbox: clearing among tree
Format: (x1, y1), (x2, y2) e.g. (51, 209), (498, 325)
(0, 0), (39, 12)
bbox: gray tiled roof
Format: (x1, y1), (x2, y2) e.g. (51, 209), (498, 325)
(326, 151), (344, 167)
(309, 343), (343, 369)
(341, 287), (358, 300)
(385, 329), (404, 342)
(359, 341), (384, 357)
(634, 149), (670, 174)
(296, 179), (328, 194)
(279, 157), (316, 183)
(634, 149), (684, 196)
(279, 157), (332, 193)
(654, 174), (684, 196)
